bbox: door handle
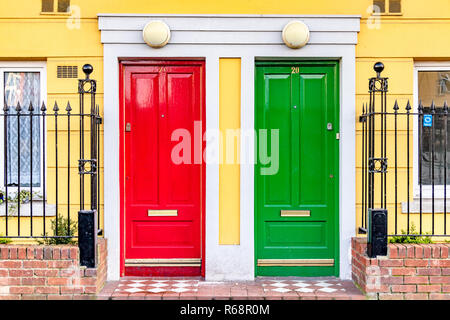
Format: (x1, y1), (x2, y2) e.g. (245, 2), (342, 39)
(125, 123), (131, 132)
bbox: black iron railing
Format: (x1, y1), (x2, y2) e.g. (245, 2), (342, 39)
(359, 62), (449, 237)
(0, 65), (102, 240)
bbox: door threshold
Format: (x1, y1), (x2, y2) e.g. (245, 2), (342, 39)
(125, 258), (201, 267)
(255, 276), (341, 281)
(120, 275), (204, 280)
(257, 259), (334, 267)
(124, 258), (202, 277)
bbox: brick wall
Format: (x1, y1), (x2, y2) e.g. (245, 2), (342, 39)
(0, 238), (107, 300)
(352, 237), (450, 300)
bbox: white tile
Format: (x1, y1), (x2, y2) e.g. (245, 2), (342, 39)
(147, 288), (166, 293)
(295, 288), (315, 293)
(318, 287), (337, 293)
(315, 282), (333, 287)
(149, 283), (169, 288)
(124, 287), (144, 293)
(271, 282), (289, 288)
(173, 283), (191, 288)
(292, 282), (311, 288)
(272, 287), (291, 293)
(172, 288), (192, 293)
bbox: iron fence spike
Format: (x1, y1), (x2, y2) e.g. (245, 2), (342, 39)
(444, 101), (448, 113)
(3, 97), (9, 111)
(431, 100), (436, 113)
(1, 70), (102, 241)
(405, 100), (411, 112)
(418, 100), (423, 112)
(393, 100), (399, 111)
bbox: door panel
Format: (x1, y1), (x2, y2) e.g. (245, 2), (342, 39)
(255, 62), (339, 277)
(122, 61), (205, 276)
(263, 74), (292, 205)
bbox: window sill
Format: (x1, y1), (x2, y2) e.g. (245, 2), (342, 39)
(372, 13), (403, 17)
(401, 199), (450, 214)
(40, 12), (71, 16)
(0, 200), (56, 217)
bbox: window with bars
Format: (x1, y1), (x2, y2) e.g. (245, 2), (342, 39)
(373, 0), (402, 14)
(418, 69), (450, 186)
(2, 71), (42, 187)
(41, 0), (70, 13)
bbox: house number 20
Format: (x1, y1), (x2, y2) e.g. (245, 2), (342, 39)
(291, 67), (299, 74)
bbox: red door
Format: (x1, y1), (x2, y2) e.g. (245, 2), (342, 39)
(120, 60), (205, 276)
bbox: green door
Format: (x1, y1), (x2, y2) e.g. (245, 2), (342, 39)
(255, 61), (339, 277)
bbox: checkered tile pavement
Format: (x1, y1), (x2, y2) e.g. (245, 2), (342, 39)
(98, 277), (366, 300)
(117, 279), (199, 294)
(260, 279), (353, 294)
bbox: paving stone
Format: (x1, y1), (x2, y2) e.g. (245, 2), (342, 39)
(97, 277), (366, 300)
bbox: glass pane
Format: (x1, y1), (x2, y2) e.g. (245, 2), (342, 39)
(418, 71), (450, 186)
(41, 0), (54, 12)
(373, 0), (386, 13)
(58, 0), (70, 13)
(4, 72), (41, 187)
(418, 71), (450, 105)
(389, 0), (401, 13)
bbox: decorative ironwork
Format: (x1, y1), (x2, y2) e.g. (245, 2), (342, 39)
(360, 62), (449, 238)
(368, 157), (387, 173)
(78, 64), (96, 94)
(368, 62), (388, 92)
(78, 159), (97, 175)
(77, 64), (101, 235)
(0, 64), (102, 239)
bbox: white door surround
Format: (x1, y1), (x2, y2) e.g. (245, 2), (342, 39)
(98, 14), (360, 281)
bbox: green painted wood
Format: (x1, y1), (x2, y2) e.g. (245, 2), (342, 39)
(255, 61), (339, 277)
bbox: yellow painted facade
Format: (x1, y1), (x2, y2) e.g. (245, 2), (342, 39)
(1, 0), (450, 242)
(219, 58), (241, 245)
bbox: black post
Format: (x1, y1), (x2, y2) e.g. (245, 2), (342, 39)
(366, 62), (388, 256)
(78, 210), (98, 268)
(368, 209), (388, 258)
(77, 64), (100, 266)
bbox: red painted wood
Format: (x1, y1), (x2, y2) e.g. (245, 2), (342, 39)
(119, 63), (125, 276)
(120, 60), (205, 277)
(124, 267), (202, 277)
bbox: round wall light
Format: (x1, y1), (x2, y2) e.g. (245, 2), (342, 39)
(143, 20), (171, 48)
(282, 21), (310, 49)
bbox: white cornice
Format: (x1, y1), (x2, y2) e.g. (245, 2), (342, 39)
(98, 14), (360, 45)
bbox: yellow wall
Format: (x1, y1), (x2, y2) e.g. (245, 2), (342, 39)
(356, 5), (450, 238)
(219, 58), (241, 244)
(2, 0), (450, 242)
